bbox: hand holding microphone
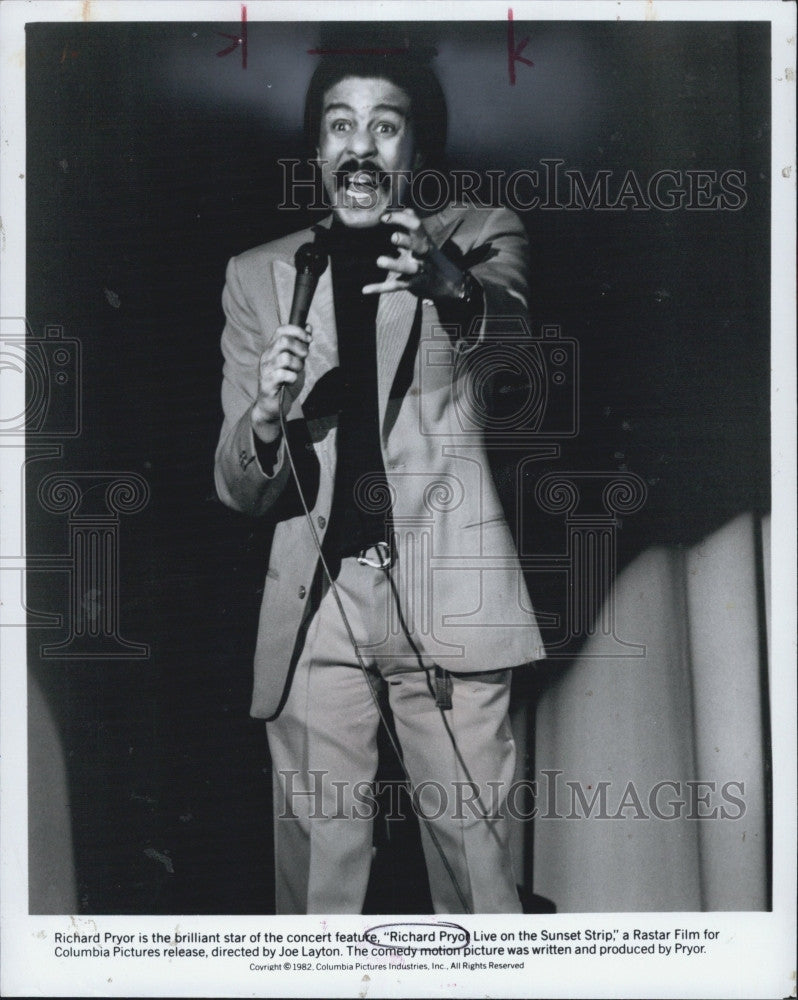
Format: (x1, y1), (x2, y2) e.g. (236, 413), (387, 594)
(251, 243), (327, 444)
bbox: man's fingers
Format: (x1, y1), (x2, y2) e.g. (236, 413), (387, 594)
(274, 325), (312, 352)
(274, 334), (310, 355)
(362, 278), (412, 295)
(390, 229), (431, 257)
(265, 368), (299, 393)
(275, 349), (304, 371)
(390, 231), (413, 251)
(381, 208), (421, 231)
(255, 323), (311, 423)
(259, 333), (307, 399)
(262, 337), (309, 378)
(376, 254), (419, 276)
(278, 322), (312, 339)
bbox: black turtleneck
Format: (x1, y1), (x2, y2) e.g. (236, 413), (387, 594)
(317, 219), (397, 559)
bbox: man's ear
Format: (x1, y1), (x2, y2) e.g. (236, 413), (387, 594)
(413, 150), (425, 171)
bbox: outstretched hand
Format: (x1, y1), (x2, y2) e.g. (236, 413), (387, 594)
(362, 208), (466, 302)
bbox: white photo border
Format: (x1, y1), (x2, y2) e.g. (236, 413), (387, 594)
(1, 2), (795, 998)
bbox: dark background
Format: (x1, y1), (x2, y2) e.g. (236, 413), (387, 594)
(25, 20), (769, 913)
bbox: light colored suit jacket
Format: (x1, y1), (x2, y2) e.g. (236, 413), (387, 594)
(215, 205), (546, 719)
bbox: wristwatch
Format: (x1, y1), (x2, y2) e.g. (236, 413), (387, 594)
(457, 270), (483, 311)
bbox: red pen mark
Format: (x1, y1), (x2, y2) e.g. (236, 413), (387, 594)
(507, 8), (533, 85)
(217, 4), (248, 69)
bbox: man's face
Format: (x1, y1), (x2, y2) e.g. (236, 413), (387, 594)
(317, 76), (417, 228)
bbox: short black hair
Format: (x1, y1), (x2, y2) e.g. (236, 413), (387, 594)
(304, 52), (448, 170)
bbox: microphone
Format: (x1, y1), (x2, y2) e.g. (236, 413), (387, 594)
(289, 242), (328, 327)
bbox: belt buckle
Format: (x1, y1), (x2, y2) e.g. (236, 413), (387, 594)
(356, 541), (392, 569)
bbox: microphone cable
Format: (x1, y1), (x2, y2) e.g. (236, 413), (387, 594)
(276, 383), (474, 914)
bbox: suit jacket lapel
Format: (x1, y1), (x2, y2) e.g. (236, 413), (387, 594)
(376, 289), (418, 441)
(422, 210), (465, 249)
(375, 214), (462, 439)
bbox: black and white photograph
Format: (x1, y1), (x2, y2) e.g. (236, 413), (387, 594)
(1, 1), (795, 997)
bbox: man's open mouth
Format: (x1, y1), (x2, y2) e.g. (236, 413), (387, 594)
(344, 169), (380, 196)
(333, 163), (388, 205)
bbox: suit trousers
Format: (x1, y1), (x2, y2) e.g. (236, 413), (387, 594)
(265, 549), (522, 914)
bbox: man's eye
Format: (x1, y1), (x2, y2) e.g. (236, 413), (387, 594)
(375, 122), (398, 135)
(330, 120), (351, 133)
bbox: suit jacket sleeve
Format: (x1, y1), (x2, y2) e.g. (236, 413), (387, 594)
(214, 253), (293, 516)
(446, 206), (531, 343)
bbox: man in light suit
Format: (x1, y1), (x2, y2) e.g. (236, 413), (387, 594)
(214, 52), (546, 914)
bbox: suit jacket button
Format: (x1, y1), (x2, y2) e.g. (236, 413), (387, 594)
(298, 585), (307, 599)
(317, 515), (326, 529)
